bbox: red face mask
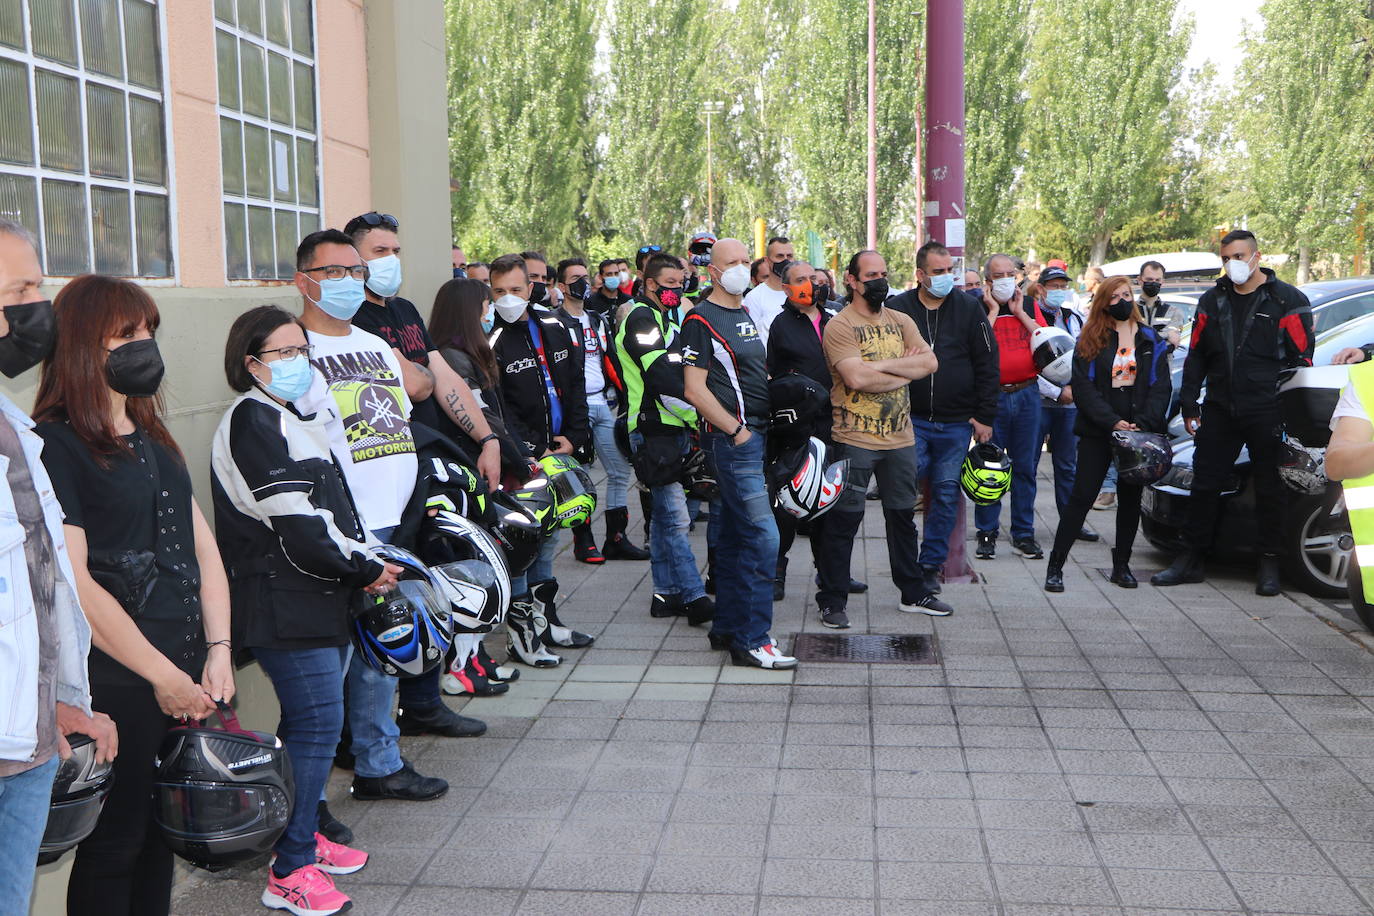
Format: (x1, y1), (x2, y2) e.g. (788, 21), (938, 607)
(784, 281), (814, 307)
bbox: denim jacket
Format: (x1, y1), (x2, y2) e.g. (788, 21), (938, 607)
(0, 393), (92, 764)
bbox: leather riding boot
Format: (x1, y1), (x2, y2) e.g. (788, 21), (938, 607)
(1110, 548), (1138, 588)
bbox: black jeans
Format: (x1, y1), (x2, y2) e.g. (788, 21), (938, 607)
(69, 682), (176, 916)
(1051, 434), (1143, 561)
(1186, 406), (1285, 556)
(775, 507), (823, 573)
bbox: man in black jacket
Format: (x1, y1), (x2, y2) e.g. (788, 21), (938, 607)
(488, 253), (593, 665)
(588, 257), (631, 319)
(889, 241), (1000, 594)
(1152, 230), (1314, 595)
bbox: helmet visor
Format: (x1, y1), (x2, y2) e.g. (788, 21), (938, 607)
(156, 783), (288, 837)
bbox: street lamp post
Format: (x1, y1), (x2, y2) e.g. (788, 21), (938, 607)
(702, 100), (724, 234)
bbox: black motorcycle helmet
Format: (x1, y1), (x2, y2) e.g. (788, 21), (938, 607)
(153, 704), (293, 871)
(487, 489), (543, 574)
(1111, 430), (1173, 486)
(768, 374), (829, 450)
(614, 414), (631, 458)
(37, 733), (113, 865)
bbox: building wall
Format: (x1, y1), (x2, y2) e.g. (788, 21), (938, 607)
(20, 1), (451, 911)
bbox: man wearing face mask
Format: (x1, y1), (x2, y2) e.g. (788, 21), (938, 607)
(520, 251), (556, 311)
(589, 258), (631, 319)
(555, 257), (647, 564)
(1035, 265), (1097, 543)
(741, 236), (796, 347)
(0, 220), (116, 915)
(292, 229), (457, 800)
(1152, 229), (1313, 595)
(975, 253), (1050, 561)
(1136, 260), (1184, 348)
(889, 241), (999, 596)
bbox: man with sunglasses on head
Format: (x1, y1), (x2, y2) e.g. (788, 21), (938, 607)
(741, 236), (796, 348)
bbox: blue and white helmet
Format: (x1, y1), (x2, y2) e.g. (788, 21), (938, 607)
(350, 545), (452, 677)
(424, 509), (512, 633)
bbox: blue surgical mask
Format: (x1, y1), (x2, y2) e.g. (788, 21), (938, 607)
(307, 275), (365, 320)
(481, 308), (494, 334)
(604, 274), (622, 291)
(256, 353), (314, 402)
(365, 254), (402, 298)
(1044, 289), (1071, 310)
(927, 274), (955, 298)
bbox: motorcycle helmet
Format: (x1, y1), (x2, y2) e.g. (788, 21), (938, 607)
(350, 545), (453, 677)
(961, 442), (1012, 505)
(614, 414), (631, 458)
(536, 455), (598, 528)
(1277, 436), (1328, 495)
(37, 734), (113, 865)
(421, 456), (490, 524)
(425, 509), (512, 632)
(487, 489), (544, 574)
(1030, 325), (1075, 387)
(1111, 429), (1173, 486)
(768, 374), (830, 450)
(153, 704), (293, 871)
(774, 437), (849, 520)
(680, 446), (719, 501)
(509, 477), (559, 535)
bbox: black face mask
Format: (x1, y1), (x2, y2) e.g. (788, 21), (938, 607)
(860, 277), (890, 310)
(1108, 299), (1135, 322)
(0, 299), (55, 378)
(1141, 280), (1162, 298)
(106, 338), (165, 397)
(771, 259), (791, 282)
(815, 284), (832, 304)
(568, 277), (590, 301)
(529, 281), (548, 305)
(684, 273), (700, 295)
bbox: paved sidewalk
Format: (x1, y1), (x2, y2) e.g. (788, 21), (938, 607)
(175, 470), (1374, 915)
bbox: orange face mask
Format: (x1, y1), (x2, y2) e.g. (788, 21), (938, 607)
(784, 281), (814, 306)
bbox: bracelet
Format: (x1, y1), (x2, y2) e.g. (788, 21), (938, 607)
(478, 433), (499, 446)
(206, 640), (231, 651)
(732, 423), (745, 438)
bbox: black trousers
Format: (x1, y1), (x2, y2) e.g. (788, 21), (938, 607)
(69, 682), (176, 916)
(775, 507), (823, 573)
(1186, 406), (1284, 556)
(1051, 434), (1143, 561)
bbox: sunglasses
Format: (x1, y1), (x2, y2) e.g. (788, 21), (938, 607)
(345, 212), (399, 234)
(638, 245), (662, 255)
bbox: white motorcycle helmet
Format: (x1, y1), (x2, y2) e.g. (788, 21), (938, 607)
(775, 437), (849, 521)
(1030, 325), (1075, 387)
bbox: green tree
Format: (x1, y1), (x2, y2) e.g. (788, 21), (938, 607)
(1022, 0), (1190, 265)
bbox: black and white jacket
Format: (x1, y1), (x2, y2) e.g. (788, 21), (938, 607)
(211, 387), (383, 657)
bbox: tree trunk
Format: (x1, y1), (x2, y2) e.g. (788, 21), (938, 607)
(1089, 230), (1111, 267)
(1297, 246), (1311, 284)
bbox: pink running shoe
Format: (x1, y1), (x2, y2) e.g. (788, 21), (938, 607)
(314, 832), (369, 875)
(262, 864), (352, 915)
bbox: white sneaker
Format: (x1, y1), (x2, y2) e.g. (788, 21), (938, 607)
(733, 642), (798, 670)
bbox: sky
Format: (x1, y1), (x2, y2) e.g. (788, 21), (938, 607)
(1179, 0), (1264, 82)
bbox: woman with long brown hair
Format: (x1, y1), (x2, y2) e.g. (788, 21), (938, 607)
(1044, 276), (1172, 593)
(33, 275), (234, 915)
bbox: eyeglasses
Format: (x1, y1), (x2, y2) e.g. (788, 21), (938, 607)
(344, 212), (399, 235)
(257, 344), (315, 360)
(301, 264), (370, 281)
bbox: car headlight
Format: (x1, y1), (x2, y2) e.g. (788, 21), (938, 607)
(1156, 465), (1193, 490)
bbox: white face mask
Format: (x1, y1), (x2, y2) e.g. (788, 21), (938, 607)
(493, 293), (528, 323)
(364, 253), (402, 298)
(718, 263), (751, 296)
(618, 270), (631, 287)
(1225, 253), (1254, 285)
(991, 277), (1017, 303)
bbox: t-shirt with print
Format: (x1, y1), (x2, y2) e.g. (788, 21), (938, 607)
(572, 312), (607, 403)
(824, 303), (923, 450)
(299, 325), (416, 531)
(353, 296), (445, 430)
(742, 283), (786, 348)
(679, 299), (771, 433)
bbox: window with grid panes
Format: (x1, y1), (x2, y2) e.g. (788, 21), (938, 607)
(215, 0), (318, 281)
(0, 0), (172, 278)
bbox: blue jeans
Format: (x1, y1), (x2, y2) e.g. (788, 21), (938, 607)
(1038, 405), (1078, 515)
(255, 645), (348, 874)
(913, 417), (973, 569)
(0, 755), (58, 916)
(632, 430), (705, 601)
(511, 528), (560, 596)
(1102, 460), (1118, 494)
(705, 430), (779, 651)
(975, 384), (1041, 541)
(589, 399), (631, 509)
(348, 526), (404, 779)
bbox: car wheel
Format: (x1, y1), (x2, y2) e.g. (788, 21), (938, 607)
(1281, 493), (1352, 598)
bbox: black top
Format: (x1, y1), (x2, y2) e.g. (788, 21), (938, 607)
(680, 299), (771, 433)
(488, 307), (591, 454)
(587, 289), (629, 320)
(888, 288), (1000, 427)
(38, 420), (204, 686)
(353, 296), (448, 432)
(1071, 325), (1173, 438)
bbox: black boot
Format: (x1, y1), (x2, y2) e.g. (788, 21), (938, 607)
(1044, 551), (1066, 593)
(1256, 553), (1281, 597)
(1150, 552), (1205, 586)
(639, 487), (654, 543)
(602, 506), (649, 560)
(571, 521), (605, 564)
(773, 556), (787, 602)
(704, 545), (716, 596)
(532, 579), (594, 648)
(1109, 548), (1138, 588)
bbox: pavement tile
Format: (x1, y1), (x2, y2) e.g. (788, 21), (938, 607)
(608, 718), (701, 743)
(391, 887), (519, 915)
(984, 830), (1098, 867)
(515, 890), (639, 915)
(877, 861), (996, 901)
(657, 821), (769, 858)
(975, 800), (1085, 832)
(876, 826), (986, 862)
(781, 744), (873, 770)
(1229, 872), (1371, 914)
(678, 765), (778, 794)
(690, 741), (784, 768)
(762, 857), (876, 898)
(417, 850), (542, 888)
(1093, 832), (1214, 870)
(772, 794), (874, 827)
(767, 823), (876, 859)
(566, 789), (674, 822)
(874, 770), (972, 799)
(1203, 835), (1337, 876)
(776, 767), (875, 797)
(644, 854), (764, 895)
(1078, 803), (1193, 835)
(670, 792), (775, 823)
(972, 772), (1073, 801)
(529, 853), (652, 892)
(1108, 867), (1241, 910)
(991, 864), (1115, 905)
(756, 896), (878, 916)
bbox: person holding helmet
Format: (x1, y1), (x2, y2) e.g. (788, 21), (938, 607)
(1152, 229), (1313, 595)
(212, 305), (402, 908)
(1044, 277), (1172, 593)
(1035, 263), (1097, 543)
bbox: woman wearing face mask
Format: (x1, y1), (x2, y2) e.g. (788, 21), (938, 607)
(211, 305), (393, 912)
(1044, 277), (1172, 594)
(33, 276), (234, 916)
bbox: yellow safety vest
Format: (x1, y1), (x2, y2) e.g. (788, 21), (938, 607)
(1343, 359), (1374, 603)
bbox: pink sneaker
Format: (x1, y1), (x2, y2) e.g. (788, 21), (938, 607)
(262, 864), (352, 915)
(313, 832), (368, 875)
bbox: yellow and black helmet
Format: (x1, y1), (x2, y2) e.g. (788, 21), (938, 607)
(960, 442), (1012, 506)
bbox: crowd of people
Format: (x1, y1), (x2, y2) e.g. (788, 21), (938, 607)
(0, 208), (1318, 916)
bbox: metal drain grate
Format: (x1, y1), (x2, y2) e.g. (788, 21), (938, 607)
(791, 633), (940, 665)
